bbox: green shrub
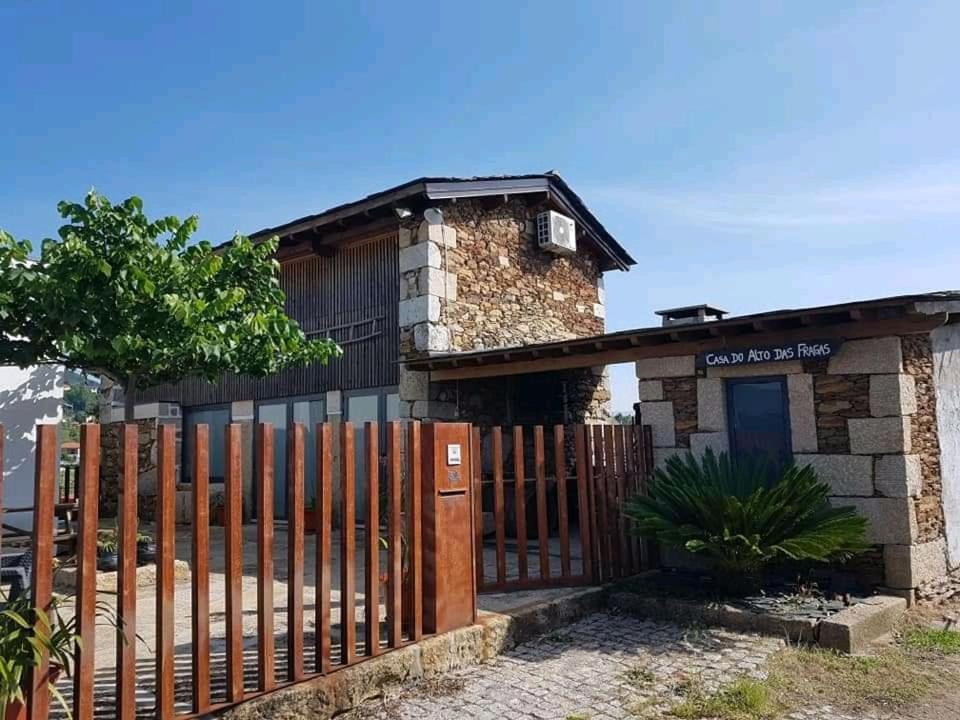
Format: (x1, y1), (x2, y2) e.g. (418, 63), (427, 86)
(624, 450), (869, 587)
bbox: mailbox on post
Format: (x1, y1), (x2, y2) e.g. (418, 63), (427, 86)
(422, 422), (477, 635)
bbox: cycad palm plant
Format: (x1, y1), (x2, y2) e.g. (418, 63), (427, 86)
(624, 450), (869, 591)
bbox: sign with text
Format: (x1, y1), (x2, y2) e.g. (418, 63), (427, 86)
(696, 340), (841, 369)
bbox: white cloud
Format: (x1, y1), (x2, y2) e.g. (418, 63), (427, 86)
(591, 167), (960, 231)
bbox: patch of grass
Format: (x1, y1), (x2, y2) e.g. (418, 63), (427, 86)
(902, 627), (960, 654)
(766, 645), (941, 712)
(566, 715), (590, 720)
(621, 665), (656, 688)
(668, 677), (777, 720)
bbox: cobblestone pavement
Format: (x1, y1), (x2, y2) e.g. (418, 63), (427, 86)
(347, 611), (960, 720)
(347, 611), (783, 720)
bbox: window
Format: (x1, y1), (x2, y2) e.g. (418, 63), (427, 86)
(182, 406), (230, 484)
(725, 377), (792, 475)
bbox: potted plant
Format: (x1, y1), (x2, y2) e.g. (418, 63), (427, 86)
(0, 596), (77, 719)
(136, 528), (156, 566)
(0, 595), (125, 719)
(96, 528), (119, 572)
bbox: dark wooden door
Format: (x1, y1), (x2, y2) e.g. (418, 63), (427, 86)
(725, 377), (792, 474)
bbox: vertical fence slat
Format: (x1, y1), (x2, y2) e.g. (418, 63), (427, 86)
(28, 424), (57, 719)
(592, 425), (610, 582)
(584, 426), (599, 582)
(407, 422), (423, 642)
(574, 426), (593, 583)
(627, 425), (641, 574)
(604, 425), (621, 579)
(341, 422), (357, 665)
(614, 425), (631, 576)
(317, 423), (333, 674)
(256, 424), (275, 691)
(364, 422), (380, 658)
(288, 423), (306, 681)
(512, 426), (528, 581)
(472, 426), (483, 590)
(156, 424), (176, 719)
(533, 426), (549, 580)
(73, 424), (99, 720)
(642, 424), (656, 569)
(553, 425), (571, 579)
(116, 423), (138, 720)
(191, 425), (211, 713)
(387, 422), (403, 648)
(492, 427), (506, 586)
(225, 423), (245, 702)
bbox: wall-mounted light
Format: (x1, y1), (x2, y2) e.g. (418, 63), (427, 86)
(424, 207), (444, 225)
(394, 207), (413, 219)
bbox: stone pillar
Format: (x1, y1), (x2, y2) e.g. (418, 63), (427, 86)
(398, 218), (459, 422)
(231, 400), (255, 522)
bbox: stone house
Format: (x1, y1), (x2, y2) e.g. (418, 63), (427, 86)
(108, 174), (634, 519)
(412, 292), (960, 603)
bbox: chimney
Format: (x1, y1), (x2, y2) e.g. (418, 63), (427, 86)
(655, 304), (727, 328)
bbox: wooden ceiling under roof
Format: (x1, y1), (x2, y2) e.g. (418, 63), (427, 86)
(408, 293), (960, 381)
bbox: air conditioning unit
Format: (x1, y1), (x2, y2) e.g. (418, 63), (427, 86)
(536, 210), (576, 255)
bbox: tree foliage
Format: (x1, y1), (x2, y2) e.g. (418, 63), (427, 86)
(0, 191), (340, 416)
(63, 381), (98, 422)
(624, 449), (869, 586)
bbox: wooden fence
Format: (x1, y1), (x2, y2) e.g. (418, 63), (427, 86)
(4, 420), (435, 720)
(473, 423), (655, 593)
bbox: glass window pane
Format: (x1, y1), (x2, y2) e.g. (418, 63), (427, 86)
(258, 403), (288, 518)
(386, 393), (400, 421)
(183, 407), (229, 484)
(347, 394), (380, 520)
(293, 399), (325, 506)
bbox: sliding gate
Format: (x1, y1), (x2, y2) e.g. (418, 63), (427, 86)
(472, 423), (655, 593)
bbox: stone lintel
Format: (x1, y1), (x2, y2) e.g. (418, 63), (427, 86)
(706, 360), (804, 378)
(636, 355), (695, 379)
(828, 337), (903, 375)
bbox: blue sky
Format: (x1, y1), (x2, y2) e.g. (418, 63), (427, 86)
(3, 1), (959, 411)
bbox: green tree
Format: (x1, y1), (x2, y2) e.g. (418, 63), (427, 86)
(0, 191), (340, 419)
(63, 381), (99, 421)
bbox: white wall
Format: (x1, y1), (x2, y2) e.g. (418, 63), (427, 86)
(932, 325), (960, 568)
(0, 364), (64, 530)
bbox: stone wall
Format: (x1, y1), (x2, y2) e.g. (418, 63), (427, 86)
(903, 336), (944, 543)
(635, 333), (951, 601)
(99, 419), (157, 519)
(397, 196), (609, 423)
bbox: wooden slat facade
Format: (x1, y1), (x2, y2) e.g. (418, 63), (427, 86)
(134, 230), (400, 407)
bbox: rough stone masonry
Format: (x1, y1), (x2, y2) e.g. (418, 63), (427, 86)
(636, 331), (960, 603)
(396, 196), (611, 425)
